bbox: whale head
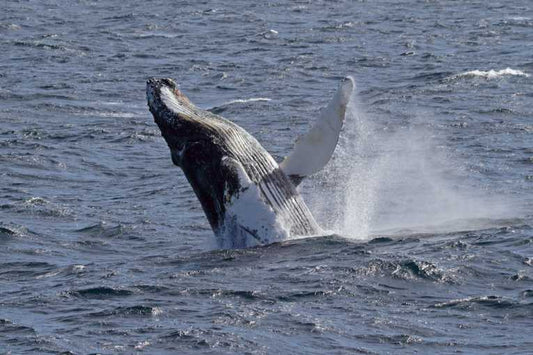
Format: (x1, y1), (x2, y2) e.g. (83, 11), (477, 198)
(146, 78), (221, 167)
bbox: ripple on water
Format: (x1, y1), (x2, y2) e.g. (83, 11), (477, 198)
(431, 295), (530, 312)
(0, 261), (58, 281)
(358, 258), (452, 283)
(74, 222), (127, 239)
(65, 286), (134, 299)
(89, 305), (164, 318)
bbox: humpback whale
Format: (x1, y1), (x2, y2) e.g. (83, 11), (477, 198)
(147, 77), (354, 248)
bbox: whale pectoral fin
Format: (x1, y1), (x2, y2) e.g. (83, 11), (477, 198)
(220, 156), (289, 247)
(280, 76), (355, 186)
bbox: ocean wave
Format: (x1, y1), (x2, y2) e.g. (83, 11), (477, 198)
(451, 68), (529, 80)
(431, 295), (520, 309)
(0, 223), (36, 239)
(65, 286), (134, 299)
(225, 97), (271, 105)
(366, 259), (452, 282)
(207, 98), (271, 114)
(89, 305), (163, 317)
(0, 319), (36, 334)
(0, 261), (58, 281)
(2, 197), (74, 218)
(0, 23), (21, 30)
(74, 222), (127, 239)
(109, 129), (160, 143)
(0, 225), (20, 238)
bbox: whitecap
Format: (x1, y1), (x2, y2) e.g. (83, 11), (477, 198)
(24, 197), (49, 206)
(207, 98), (272, 114)
(135, 341), (150, 350)
(72, 264), (85, 271)
(452, 67), (529, 79)
(223, 97), (272, 105)
(151, 307), (163, 316)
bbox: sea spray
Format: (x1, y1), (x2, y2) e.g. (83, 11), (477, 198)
(307, 90), (513, 238)
(307, 94), (378, 238)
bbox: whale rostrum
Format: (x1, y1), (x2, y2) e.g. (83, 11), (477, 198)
(146, 77), (354, 248)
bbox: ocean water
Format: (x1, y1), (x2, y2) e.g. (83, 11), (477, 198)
(1, 0), (532, 353)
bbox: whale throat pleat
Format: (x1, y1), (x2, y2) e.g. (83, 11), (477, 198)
(220, 125), (319, 236)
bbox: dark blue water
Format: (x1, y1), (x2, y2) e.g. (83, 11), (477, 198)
(1, 1), (532, 353)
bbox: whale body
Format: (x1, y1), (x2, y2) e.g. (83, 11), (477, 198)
(147, 77), (354, 248)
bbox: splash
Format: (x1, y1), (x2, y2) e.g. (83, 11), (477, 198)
(308, 91), (513, 239)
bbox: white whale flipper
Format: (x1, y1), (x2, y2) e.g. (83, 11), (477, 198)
(220, 157), (290, 248)
(280, 76), (355, 186)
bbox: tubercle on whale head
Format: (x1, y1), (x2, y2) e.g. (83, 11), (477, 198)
(146, 78), (194, 113)
(146, 77), (198, 130)
(146, 78), (190, 113)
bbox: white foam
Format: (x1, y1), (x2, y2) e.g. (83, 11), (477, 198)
(134, 341), (151, 350)
(209, 98), (271, 111)
(225, 97), (271, 105)
(453, 68), (529, 79)
(507, 16), (531, 21)
(308, 92), (515, 239)
(73, 265), (85, 271)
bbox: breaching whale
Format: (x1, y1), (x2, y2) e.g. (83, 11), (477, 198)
(147, 76), (354, 248)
